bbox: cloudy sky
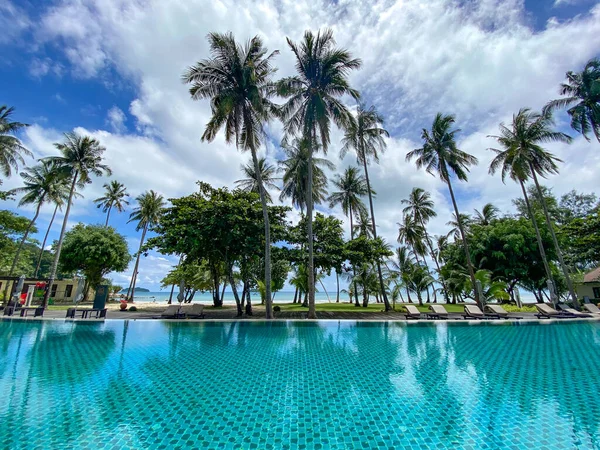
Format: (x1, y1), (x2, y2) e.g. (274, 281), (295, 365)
(1, 0), (599, 293)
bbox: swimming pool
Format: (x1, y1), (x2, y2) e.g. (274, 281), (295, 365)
(1, 320), (599, 449)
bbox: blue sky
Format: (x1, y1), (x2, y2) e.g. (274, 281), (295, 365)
(1, 0), (599, 293)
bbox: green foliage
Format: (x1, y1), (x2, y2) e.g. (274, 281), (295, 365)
(513, 185), (561, 223)
(466, 270), (510, 303)
(559, 190), (599, 224)
(560, 212), (600, 270)
(128, 306), (138, 312)
(0, 105), (31, 178)
(0, 210), (38, 275)
(59, 224), (131, 289)
(161, 261), (212, 302)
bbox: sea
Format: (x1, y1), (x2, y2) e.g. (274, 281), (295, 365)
(118, 291), (349, 304)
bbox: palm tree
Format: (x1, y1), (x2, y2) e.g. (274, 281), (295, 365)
(126, 190), (165, 301)
(488, 108), (576, 304)
(405, 264), (435, 307)
(94, 180), (129, 226)
(278, 137), (334, 211)
(543, 58), (600, 143)
(183, 32), (278, 319)
(42, 132), (111, 308)
(446, 213), (472, 241)
(387, 246), (416, 303)
(473, 203), (500, 226)
(328, 166), (369, 307)
(277, 28), (361, 319)
(401, 187), (449, 301)
(235, 157), (278, 203)
(353, 209), (374, 239)
(340, 104), (391, 311)
(2, 161), (69, 302)
(0, 105), (31, 178)
(406, 113), (481, 306)
(397, 215), (427, 263)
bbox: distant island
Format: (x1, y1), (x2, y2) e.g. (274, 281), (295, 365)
(119, 287), (150, 293)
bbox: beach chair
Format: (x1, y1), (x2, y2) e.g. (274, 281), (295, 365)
(158, 305), (184, 319)
(403, 304), (423, 320)
(535, 303), (573, 319)
(463, 304), (500, 320)
(429, 304), (449, 319)
(485, 304), (522, 320)
(583, 303), (600, 315)
(184, 304), (205, 319)
(557, 303), (592, 318)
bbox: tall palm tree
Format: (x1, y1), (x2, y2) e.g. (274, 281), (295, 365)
(387, 246), (416, 303)
(353, 209), (374, 239)
(473, 203), (500, 226)
(488, 108), (576, 304)
(126, 190), (165, 302)
(397, 215), (427, 263)
(94, 180), (129, 227)
(340, 104), (391, 311)
(401, 187), (449, 301)
(235, 157), (278, 203)
(446, 213), (472, 241)
(328, 166), (369, 307)
(183, 32), (278, 318)
(406, 113), (481, 306)
(544, 58), (600, 143)
(278, 137), (334, 212)
(277, 28), (361, 319)
(2, 161), (69, 302)
(42, 132), (111, 308)
(0, 105), (31, 178)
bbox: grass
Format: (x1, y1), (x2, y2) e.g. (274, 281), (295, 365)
(274, 302), (466, 313)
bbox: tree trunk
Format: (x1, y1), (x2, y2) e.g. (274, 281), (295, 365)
(529, 167), (578, 307)
(417, 291), (423, 307)
(336, 271), (340, 303)
(43, 171), (78, 309)
(127, 224), (147, 303)
(34, 204), (59, 278)
(349, 205), (360, 307)
(419, 217), (449, 303)
(220, 281), (226, 304)
(227, 262), (243, 317)
(105, 205), (112, 227)
(362, 158), (391, 311)
(168, 283), (175, 305)
(293, 286), (298, 304)
(250, 149), (272, 319)
(445, 178), (480, 308)
(306, 132), (316, 319)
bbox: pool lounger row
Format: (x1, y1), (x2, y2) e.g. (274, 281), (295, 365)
(155, 304), (205, 319)
(535, 303), (593, 319)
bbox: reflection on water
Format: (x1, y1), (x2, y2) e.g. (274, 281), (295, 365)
(1, 320), (600, 449)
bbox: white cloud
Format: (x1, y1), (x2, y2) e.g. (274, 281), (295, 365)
(0, 1), (30, 45)
(106, 106), (126, 133)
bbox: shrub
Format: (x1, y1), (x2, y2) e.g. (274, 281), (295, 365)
(273, 305), (281, 312)
(129, 306), (138, 312)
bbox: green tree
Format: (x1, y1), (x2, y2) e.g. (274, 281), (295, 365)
(126, 190), (165, 301)
(560, 212), (600, 270)
(183, 32), (278, 319)
(277, 28), (361, 319)
(473, 203), (500, 226)
(544, 58), (600, 143)
(94, 180), (129, 227)
(0, 105), (31, 178)
(404, 264), (434, 307)
(397, 214), (427, 263)
(161, 260), (212, 303)
(0, 210), (38, 290)
(466, 270), (509, 303)
(488, 108), (576, 304)
(42, 132), (111, 308)
(558, 190), (598, 224)
(340, 104), (391, 310)
(60, 224), (130, 291)
(406, 113), (480, 306)
(353, 209), (374, 239)
(386, 246), (416, 304)
(235, 157), (278, 203)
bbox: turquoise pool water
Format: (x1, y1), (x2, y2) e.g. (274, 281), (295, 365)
(1, 320), (600, 449)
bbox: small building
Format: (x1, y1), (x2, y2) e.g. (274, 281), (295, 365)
(0, 277), (88, 303)
(577, 267), (600, 303)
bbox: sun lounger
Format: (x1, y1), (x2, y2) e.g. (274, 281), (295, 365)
(535, 303), (576, 319)
(583, 303), (600, 315)
(182, 304), (205, 319)
(20, 306), (44, 317)
(429, 305), (449, 319)
(463, 304), (500, 320)
(403, 305), (423, 320)
(485, 304), (522, 319)
(157, 305), (184, 319)
(557, 303), (592, 318)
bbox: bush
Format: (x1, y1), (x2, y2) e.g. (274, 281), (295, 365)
(273, 305), (281, 312)
(129, 306), (138, 312)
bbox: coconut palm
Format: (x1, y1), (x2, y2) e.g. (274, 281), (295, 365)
(397, 215), (427, 263)
(406, 113), (480, 305)
(2, 161), (69, 302)
(401, 187), (449, 301)
(405, 264), (435, 307)
(183, 32), (278, 319)
(387, 246), (416, 303)
(340, 104), (391, 310)
(446, 213), (472, 241)
(468, 270), (510, 303)
(94, 180), (129, 227)
(473, 203), (500, 226)
(235, 157), (278, 203)
(353, 209), (374, 239)
(0, 105), (31, 178)
(278, 137), (334, 212)
(277, 28), (361, 319)
(126, 190), (165, 301)
(488, 108), (576, 304)
(42, 132), (111, 308)
(543, 58), (600, 143)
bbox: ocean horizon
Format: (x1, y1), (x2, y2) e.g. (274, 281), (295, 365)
(118, 290), (351, 303)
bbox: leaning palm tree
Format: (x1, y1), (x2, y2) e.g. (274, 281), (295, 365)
(543, 58), (600, 143)
(183, 32), (278, 319)
(94, 180), (129, 226)
(126, 190), (165, 302)
(340, 104), (391, 310)
(488, 108), (576, 304)
(278, 137), (334, 212)
(0, 105), (32, 178)
(234, 157), (278, 203)
(473, 203), (500, 226)
(42, 132), (111, 308)
(2, 161), (69, 302)
(446, 213), (472, 241)
(277, 28), (361, 319)
(406, 113), (480, 306)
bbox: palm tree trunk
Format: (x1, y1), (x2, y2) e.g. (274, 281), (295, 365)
(105, 205), (112, 227)
(336, 271), (340, 303)
(361, 158), (391, 311)
(127, 224), (148, 302)
(420, 218), (449, 303)
(227, 262), (243, 317)
(250, 149), (272, 319)
(168, 283), (175, 305)
(3, 200), (44, 304)
(306, 132), (316, 319)
(349, 205), (360, 307)
(34, 204), (58, 278)
(445, 178), (480, 308)
(520, 179), (555, 294)
(529, 167), (578, 306)
(43, 171), (78, 309)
